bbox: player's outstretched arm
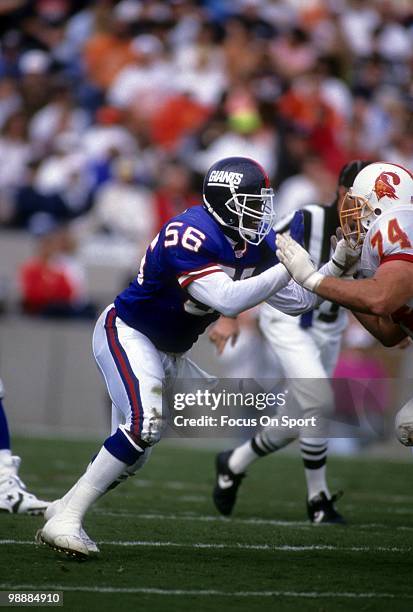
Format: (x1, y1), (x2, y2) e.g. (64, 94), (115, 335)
(187, 264), (291, 317)
(275, 232), (360, 290)
(352, 311), (407, 347)
(266, 230), (360, 316)
(276, 233), (413, 316)
(276, 230), (413, 344)
(265, 276), (321, 315)
(304, 261), (413, 316)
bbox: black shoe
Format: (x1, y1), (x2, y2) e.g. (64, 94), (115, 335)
(307, 491), (346, 524)
(212, 450), (245, 516)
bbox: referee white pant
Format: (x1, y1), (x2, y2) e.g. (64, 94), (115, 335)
(257, 303), (346, 446)
(259, 301), (344, 381)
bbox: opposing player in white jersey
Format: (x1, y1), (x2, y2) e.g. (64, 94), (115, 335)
(0, 377), (49, 514)
(212, 160), (371, 524)
(37, 156), (358, 559)
(276, 162), (413, 445)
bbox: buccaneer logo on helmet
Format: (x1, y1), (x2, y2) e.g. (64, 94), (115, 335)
(339, 162), (413, 247)
(374, 172), (400, 201)
(203, 156), (276, 246)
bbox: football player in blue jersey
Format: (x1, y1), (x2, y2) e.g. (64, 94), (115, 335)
(36, 156), (354, 558)
(0, 378), (49, 514)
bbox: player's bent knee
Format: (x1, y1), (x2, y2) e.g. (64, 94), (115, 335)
(140, 409), (163, 446)
(104, 427), (147, 465)
(103, 426), (154, 492)
(395, 399), (413, 446)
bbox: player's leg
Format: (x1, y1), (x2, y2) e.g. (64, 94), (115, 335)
(211, 309), (301, 514)
(213, 306), (341, 520)
(264, 317), (343, 522)
(37, 306), (164, 557)
(218, 306), (323, 465)
(0, 377), (49, 515)
(213, 414), (297, 515)
(297, 324), (345, 523)
(310, 323), (355, 456)
(170, 353), (249, 516)
(0, 377), (11, 468)
(43, 402), (129, 553)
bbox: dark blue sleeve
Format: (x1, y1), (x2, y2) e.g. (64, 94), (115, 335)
(289, 210), (304, 246)
(263, 211), (304, 268)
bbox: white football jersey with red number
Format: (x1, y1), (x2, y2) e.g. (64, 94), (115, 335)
(361, 205), (413, 336)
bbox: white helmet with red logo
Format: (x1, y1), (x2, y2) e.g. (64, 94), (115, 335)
(340, 161), (413, 245)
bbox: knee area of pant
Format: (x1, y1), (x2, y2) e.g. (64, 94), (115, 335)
(104, 427), (146, 465)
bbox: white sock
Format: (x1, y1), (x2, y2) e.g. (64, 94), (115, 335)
(228, 441), (259, 474)
(304, 465), (330, 501)
(57, 458), (96, 508)
(300, 438), (330, 500)
(58, 482), (80, 507)
(59, 447), (128, 523)
(0, 449), (12, 465)
(0, 449), (13, 477)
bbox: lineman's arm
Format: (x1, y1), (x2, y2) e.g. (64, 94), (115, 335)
(265, 258), (341, 315)
(276, 233), (413, 315)
(352, 311), (407, 347)
(187, 264), (291, 317)
(312, 261), (413, 316)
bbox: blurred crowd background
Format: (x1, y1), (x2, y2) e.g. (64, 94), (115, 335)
(0, 0), (412, 422)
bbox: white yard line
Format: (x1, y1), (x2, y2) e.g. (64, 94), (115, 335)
(0, 539), (411, 553)
(0, 584), (410, 600)
(93, 510), (312, 528)
(91, 509), (413, 531)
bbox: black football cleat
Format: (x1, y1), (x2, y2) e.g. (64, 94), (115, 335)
(307, 491), (346, 524)
(212, 450), (245, 516)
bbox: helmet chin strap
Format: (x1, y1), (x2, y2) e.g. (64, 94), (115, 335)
(202, 194), (227, 225)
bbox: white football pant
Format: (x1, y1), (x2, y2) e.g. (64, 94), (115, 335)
(93, 304), (212, 445)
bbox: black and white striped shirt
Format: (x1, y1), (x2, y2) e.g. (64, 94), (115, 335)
(275, 201), (342, 326)
(275, 200), (339, 268)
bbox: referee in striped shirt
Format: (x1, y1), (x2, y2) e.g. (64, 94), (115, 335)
(211, 159), (372, 524)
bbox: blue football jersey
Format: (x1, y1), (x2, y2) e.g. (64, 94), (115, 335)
(115, 205), (278, 353)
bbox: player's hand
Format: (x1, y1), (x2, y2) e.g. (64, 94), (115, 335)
(208, 316), (240, 355)
(330, 227), (362, 277)
(276, 233), (323, 291)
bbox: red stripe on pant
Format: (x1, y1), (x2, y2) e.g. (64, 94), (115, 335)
(105, 308), (142, 436)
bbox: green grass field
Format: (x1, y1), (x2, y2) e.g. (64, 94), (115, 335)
(1, 437), (413, 611)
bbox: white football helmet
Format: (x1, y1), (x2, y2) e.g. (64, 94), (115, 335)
(339, 162), (413, 246)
